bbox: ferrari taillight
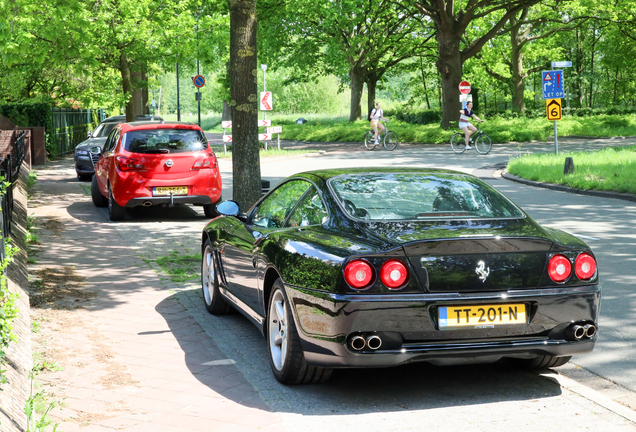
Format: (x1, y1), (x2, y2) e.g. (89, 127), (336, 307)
(548, 254), (572, 283)
(344, 260), (374, 290)
(192, 153), (217, 170)
(380, 260), (409, 289)
(115, 155), (145, 171)
(575, 253), (596, 280)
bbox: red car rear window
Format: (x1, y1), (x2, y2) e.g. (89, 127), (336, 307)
(122, 129), (208, 154)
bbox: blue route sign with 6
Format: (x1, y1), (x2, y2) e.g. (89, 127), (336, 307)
(542, 70), (564, 99)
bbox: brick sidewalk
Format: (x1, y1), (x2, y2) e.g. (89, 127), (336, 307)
(28, 160), (284, 431)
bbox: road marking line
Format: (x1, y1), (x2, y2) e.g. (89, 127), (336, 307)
(202, 359), (236, 366)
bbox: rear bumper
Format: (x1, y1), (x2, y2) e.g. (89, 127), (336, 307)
(125, 195), (214, 208)
(286, 284), (601, 368)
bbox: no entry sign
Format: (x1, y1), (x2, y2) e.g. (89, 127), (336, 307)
(459, 81), (471, 95)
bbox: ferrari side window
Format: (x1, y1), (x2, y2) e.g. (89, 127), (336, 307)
(252, 180), (311, 228)
(286, 188), (328, 227)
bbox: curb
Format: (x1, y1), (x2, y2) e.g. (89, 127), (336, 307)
(501, 170), (636, 203)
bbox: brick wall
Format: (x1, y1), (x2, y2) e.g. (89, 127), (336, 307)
(0, 159), (32, 432)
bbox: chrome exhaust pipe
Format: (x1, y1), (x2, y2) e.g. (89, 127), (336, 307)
(350, 335), (366, 351)
(572, 325), (585, 340)
(366, 335), (382, 350)
(584, 324), (596, 339)
(142, 201), (152, 207)
(565, 324), (585, 341)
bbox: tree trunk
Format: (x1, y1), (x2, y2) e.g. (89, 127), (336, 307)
(349, 67), (365, 122)
(119, 53), (134, 122)
(142, 70), (149, 115)
(436, 29), (462, 128)
(222, 100), (232, 121)
(511, 25), (525, 113)
(419, 56), (431, 109)
(229, 0), (261, 210)
(132, 71), (143, 117)
(367, 73), (377, 115)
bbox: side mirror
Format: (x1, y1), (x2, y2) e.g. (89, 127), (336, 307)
(216, 200), (240, 217)
(87, 131), (93, 138)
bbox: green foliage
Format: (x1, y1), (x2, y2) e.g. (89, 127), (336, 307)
(25, 371), (62, 432)
(0, 103), (51, 128)
(507, 145), (636, 194)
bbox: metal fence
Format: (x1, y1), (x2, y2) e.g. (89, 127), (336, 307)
(51, 108), (107, 156)
(0, 130), (27, 261)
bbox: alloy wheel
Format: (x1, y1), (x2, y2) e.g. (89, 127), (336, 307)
(268, 289), (288, 371)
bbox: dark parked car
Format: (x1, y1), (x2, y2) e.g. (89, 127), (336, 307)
(74, 115), (162, 180)
(200, 168), (600, 384)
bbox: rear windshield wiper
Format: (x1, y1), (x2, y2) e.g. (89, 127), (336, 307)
(132, 149), (170, 154)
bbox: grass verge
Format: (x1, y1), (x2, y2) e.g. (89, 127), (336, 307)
(507, 145), (636, 194)
(210, 114), (636, 144)
(210, 147), (318, 159)
(155, 251), (202, 283)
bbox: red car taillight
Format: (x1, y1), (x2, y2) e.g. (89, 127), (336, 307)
(115, 155), (146, 171)
(548, 254), (572, 283)
(344, 260), (374, 290)
(575, 253), (596, 280)
(192, 153), (217, 170)
(380, 260), (409, 289)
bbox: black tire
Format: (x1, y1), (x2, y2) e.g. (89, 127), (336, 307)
(108, 185), (126, 221)
(91, 175), (108, 207)
(364, 131), (377, 150)
(201, 239), (232, 315)
(515, 355), (571, 369)
(78, 173), (91, 181)
(203, 201), (220, 218)
(450, 133), (467, 154)
(267, 278), (332, 384)
(383, 131), (398, 151)
(475, 133), (492, 154)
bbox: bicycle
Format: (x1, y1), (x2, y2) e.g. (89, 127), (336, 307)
(450, 122), (492, 155)
(364, 120), (399, 151)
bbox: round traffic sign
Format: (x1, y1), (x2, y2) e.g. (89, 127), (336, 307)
(459, 80), (471, 95)
(193, 75), (205, 88)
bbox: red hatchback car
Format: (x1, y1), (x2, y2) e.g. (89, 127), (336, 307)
(91, 121), (222, 221)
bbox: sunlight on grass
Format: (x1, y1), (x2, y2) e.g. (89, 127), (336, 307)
(507, 145), (636, 194)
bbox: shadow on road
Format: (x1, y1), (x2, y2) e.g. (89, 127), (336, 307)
(156, 292), (564, 416)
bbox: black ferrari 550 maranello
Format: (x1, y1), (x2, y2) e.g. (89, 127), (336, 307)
(200, 168), (600, 384)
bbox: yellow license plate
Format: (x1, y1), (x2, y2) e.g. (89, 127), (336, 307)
(153, 186), (188, 196)
(439, 303), (527, 329)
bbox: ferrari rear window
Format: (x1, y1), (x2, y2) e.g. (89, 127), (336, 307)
(122, 129), (208, 154)
(328, 173), (524, 221)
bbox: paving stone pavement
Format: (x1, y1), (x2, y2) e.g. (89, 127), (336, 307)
(26, 157), (636, 432)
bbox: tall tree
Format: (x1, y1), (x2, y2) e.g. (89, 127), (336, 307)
(229, 0), (261, 209)
(401, 0), (548, 127)
(260, 0), (433, 121)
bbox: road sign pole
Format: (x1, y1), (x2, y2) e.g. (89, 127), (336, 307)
(196, 16), (201, 127)
(278, 133), (280, 150)
(262, 65), (267, 122)
(554, 121), (558, 155)
(176, 60), (181, 122)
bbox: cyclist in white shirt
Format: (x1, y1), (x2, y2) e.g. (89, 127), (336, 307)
(458, 101), (483, 149)
(370, 102), (388, 144)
